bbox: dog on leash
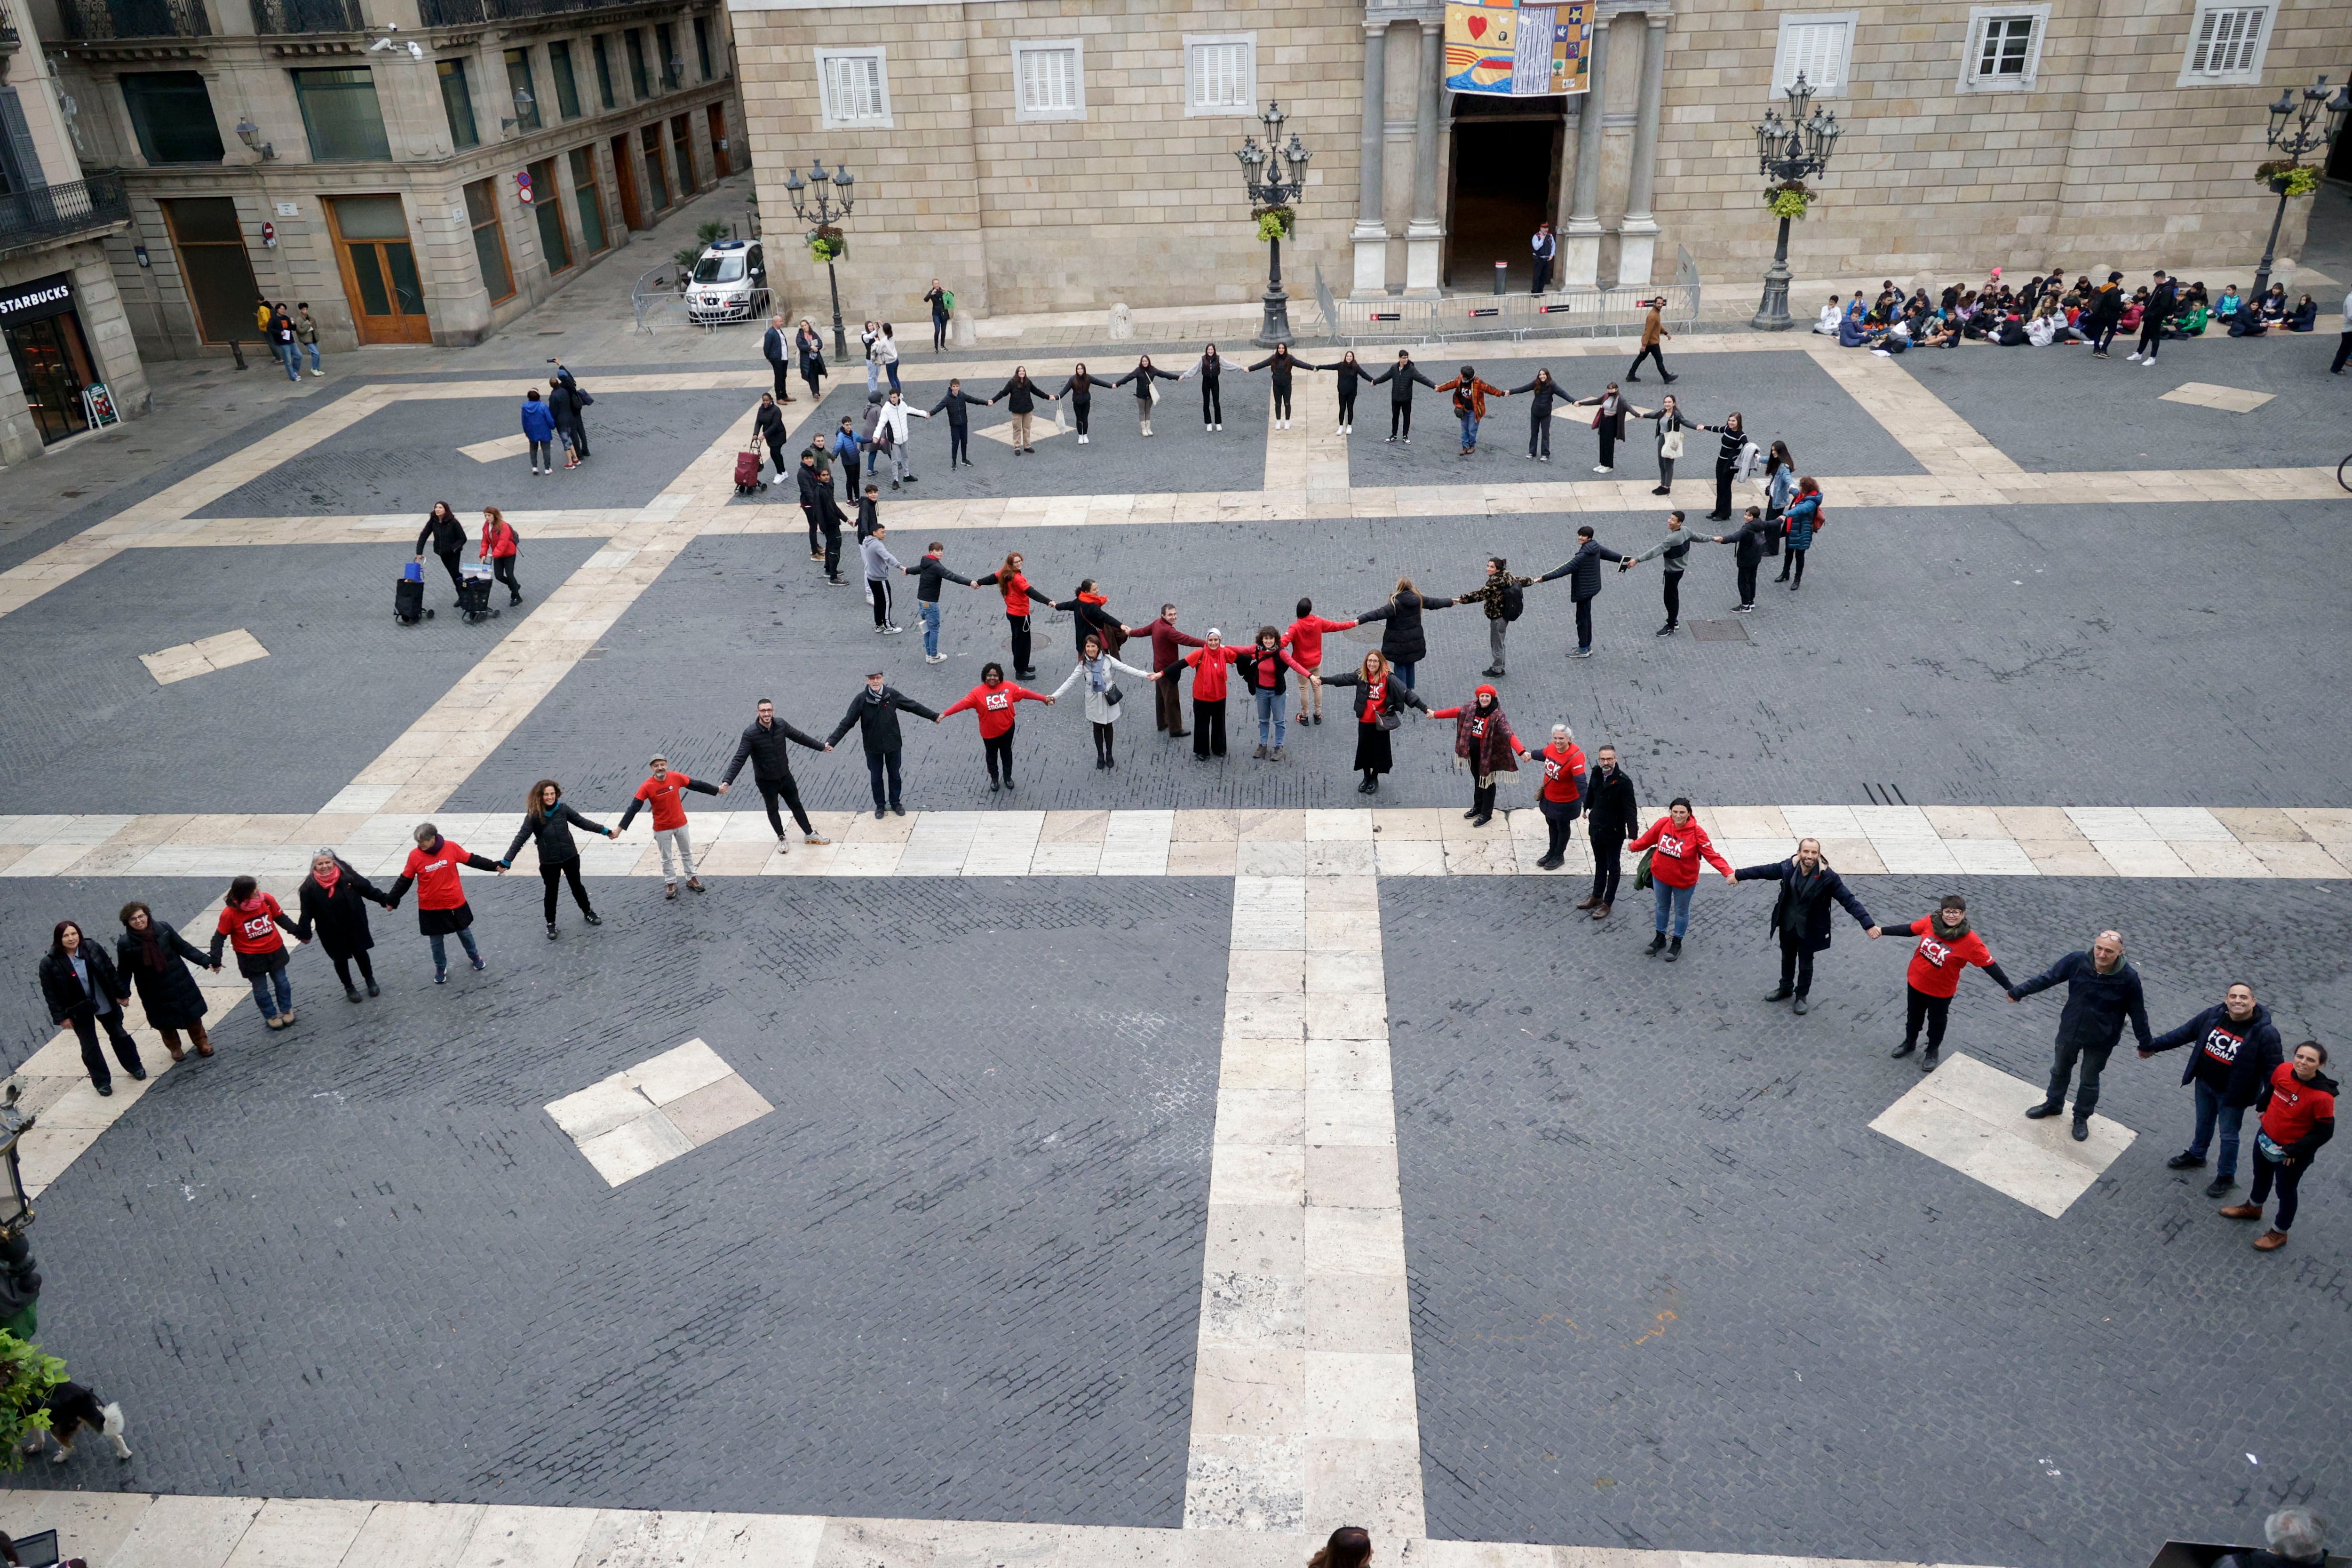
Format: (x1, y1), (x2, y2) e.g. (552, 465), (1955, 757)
(18, 1381), (130, 1462)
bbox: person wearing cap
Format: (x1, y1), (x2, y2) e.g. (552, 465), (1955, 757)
(2082, 270), (2126, 358)
(1181, 629), (1248, 760)
(1427, 683), (1525, 828)
(618, 755), (722, 899)
(826, 670), (942, 818)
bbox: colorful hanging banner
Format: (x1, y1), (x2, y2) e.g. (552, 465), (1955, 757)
(1443, 0), (1591, 97)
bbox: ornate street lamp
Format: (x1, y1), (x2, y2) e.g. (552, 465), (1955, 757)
(1749, 72), (1840, 331)
(784, 158), (858, 359)
(2250, 75), (2350, 302)
(1235, 102), (1310, 347)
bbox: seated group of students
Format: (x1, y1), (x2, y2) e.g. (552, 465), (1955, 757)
(1814, 270), (2322, 352)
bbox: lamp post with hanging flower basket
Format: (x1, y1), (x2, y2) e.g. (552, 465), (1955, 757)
(2249, 75), (2350, 303)
(1749, 71), (1840, 331)
(1235, 101), (1310, 348)
(783, 157), (858, 359)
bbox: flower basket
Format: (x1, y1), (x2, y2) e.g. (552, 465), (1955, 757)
(1253, 205), (1295, 243)
(2255, 161), (2320, 197)
(0, 1331), (67, 1472)
(1765, 182), (1813, 221)
(807, 225), (845, 264)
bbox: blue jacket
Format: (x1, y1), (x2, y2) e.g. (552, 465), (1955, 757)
(1784, 492), (1820, 549)
(2146, 1002), (2281, 1107)
(519, 400), (556, 441)
(829, 428), (862, 468)
(2010, 951), (2153, 1051)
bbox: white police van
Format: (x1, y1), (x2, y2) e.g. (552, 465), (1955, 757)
(687, 239), (768, 323)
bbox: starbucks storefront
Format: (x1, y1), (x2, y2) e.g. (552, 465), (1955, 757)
(1, 271), (107, 447)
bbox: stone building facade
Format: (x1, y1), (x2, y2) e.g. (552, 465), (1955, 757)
(1, 0), (148, 462)
(33, 0), (747, 358)
(729, 0), (2349, 319)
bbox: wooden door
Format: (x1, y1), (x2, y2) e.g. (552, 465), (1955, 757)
(160, 198), (262, 345)
(707, 103), (729, 176)
(611, 131), (643, 229)
(326, 195), (433, 345)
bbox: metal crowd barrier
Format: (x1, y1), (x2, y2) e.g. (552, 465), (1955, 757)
(1313, 249), (1701, 347)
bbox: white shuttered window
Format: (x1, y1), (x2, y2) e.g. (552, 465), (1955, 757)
(1012, 41), (1084, 120)
(1185, 37), (1255, 114)
(816, 48), (889, 128)
(1773, 14), (1856, 96)
(2184, 2), (2269, 80)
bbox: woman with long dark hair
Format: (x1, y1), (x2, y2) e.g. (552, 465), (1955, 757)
(1780, 476), (1823, 590)
(1113, 354), (1178, 436)
(207, 875), (303, 1028)
(500, 780), (616, 939)
(39, 919), (144, 1093)
(1187, 344), (1224, 431)
(987, 366), (1054, 454)
(294, 848), (395, 1001)
(1509, 367), (1562, 462)
(1056, 363), (1102, 445)
(795, 317), (826, 400)
(115, 901), (213, 1059)
(1050, 578), (1129, 660)
(1309, 1526), (1373, 1568)
(974, 550), (1042, 678)
(1247, 343), (1298, 429)
(1322, 649), (1429, 793)
(1314, 350), (1367, 435)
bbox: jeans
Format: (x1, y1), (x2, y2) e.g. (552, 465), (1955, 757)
(428, 928), (480, 973)
(933, 315), (948, 351)
(2189, 1078), (2246, 1179)
(2249, 1144), (2305, 1229)
(757, 775), (813, 838)
(1778, 934), (1815, 996)
(303, 341), (321, 372)
(279, 342), (302, 381)
(540, 859), (592, 922)
(1903, 984), (1952, 1050)
(1392, 660), (1417, 689)
(886, 361), (902, 393)
(866, 747), (904, 808)
(1589, 836), (1623, 903)
(653, 823), (696, 879)
(248, 961), (292, 1019)
(69, 1006), (143, 1089)
(1253, 690), (1286, 747)
(920, 601), (943, 656)
(1459, 410), (1480, 449)
(1652, 880), (1694, 937)
(2042, 1035), (2116, 1120)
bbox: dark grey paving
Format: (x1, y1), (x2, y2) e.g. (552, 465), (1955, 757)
(1342, 350), (1923, 485)
(446, 498), (2348, 814)
(11, 875), (1225, 1524)
(190, 390), (760, 520)
(1898, 329), (2350, 473)
(0, 539), (599, 815)
(1384, 874), (2352, 1568)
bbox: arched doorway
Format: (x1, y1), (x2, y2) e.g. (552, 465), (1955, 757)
(1445, 94), (1564, 290)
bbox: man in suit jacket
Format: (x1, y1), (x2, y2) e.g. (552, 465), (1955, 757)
(761, 314), (795, 402)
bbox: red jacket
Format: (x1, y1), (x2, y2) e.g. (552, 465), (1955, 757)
(1429, 692), (1524, 773)
(479, 519), (518, 559)
(1135, 618), (1207, 672)
(1625, 814), (1733, 889)
(942, 679), (1049, 738)
(215, 893), (291, 956)
(1282, 614), (1357, 670)
(983, 569), (1036, 617)
(1899, 915), (1998, 999)
(401, 839), (480, 911)
(2258, 1062), (2337, 1159)
(1537, 740), (1587, 804)
(1184, 645), (1244, 702)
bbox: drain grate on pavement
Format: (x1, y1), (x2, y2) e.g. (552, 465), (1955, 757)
(544, 1037), (775, 1186)
(1687, 618), (1751, 642)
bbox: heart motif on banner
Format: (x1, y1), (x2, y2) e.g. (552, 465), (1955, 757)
(1465, 14), (1486, 37)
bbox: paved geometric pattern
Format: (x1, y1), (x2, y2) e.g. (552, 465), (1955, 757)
(137, 628), (268, 686)
(544, 1037), (775, 1186)
(1869, 1051), (2134, 1217)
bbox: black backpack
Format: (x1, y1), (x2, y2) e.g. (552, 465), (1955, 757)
(1500, 582), (1526, 621)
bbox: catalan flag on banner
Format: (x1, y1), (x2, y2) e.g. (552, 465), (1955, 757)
(1443, 0), (1591, 97)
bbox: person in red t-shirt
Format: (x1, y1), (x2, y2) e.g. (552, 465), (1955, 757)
(1281, 597), (1359, 726)
(387, 822), (503, 982)
(617, 755), (723, 898)
(1183, 630), (1247, 760)
(1887, 893), (2014, 1071)
(1321, 650), (1428, 793)
(973, 550), (1042, 678)
(1625, 796), (1735, 960)
(1533, 724), (1587, 870)
(207, 875), (305, 1028)
(942, 662), (1055, 790)
(2222, 1041), (2336, 1250)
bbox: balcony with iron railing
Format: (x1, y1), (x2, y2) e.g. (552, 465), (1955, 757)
(252, 0), (364, 32)
(55, 0), (209, 39)
(419, 0), (675, 26)
(0, 175), (132, 256)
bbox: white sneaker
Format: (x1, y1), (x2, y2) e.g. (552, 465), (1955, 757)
(310, 369), (322, 377)
(924, 653), (947, 663)
(2127, 352), (2141, 362)
(1595, 465), (1613, 473)
(1079, 433), (1088, 443)
(2142, 358), (2156, 366)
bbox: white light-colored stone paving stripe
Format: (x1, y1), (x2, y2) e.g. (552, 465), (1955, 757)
(0, 1490), (2004, 1568)
(121, 509), (648, 549)
(459, 432), (534, 462)
(2157, 381), (2275, 414)
(1870, 1051), (2135, 1218)
(1801, 342), (2026, 481)
(1259, 363), (1351, 513)
(138, 629), (268, 685)
(545, 1037), (774, 1186)
(1187, 873), (1422, 1540)
(3, 805), (2345, 883)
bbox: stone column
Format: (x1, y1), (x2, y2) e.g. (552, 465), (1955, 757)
(1403, 16), (1444, 295)
(1351, 19), (1390, 297)
(1559, 9), (1610, 287)
(1617, 12), (1668, 287)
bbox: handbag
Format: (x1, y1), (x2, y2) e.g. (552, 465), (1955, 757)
(1103, 685), (1124, 709)
(1377, 709), (1402, 731)
(2256, 1130), (2289, 1162)
(1660, 429), (1685, 461)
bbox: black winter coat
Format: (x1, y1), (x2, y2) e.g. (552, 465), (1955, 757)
(1353, 591), (1451, 665)
(2011, 951), (2153, 1051)
(294, 861), (392, 959)
(1732, 858), (1874, 954)
(1371, 363), (1437, 405)
(827, 685), (941, 754)
(503, 802), (610, 867)
(1583, 764), (1640, 842)
(415, 509), (467, 557)
(2147, 1002), (2283, 1107)
(1540, 540), (1627, 601)
(38, 943), (130, 1025)
(1509, 378), (1562, 417)
(113, 922), (211, 1030)
(723, 716), (826, 782)
(1052, 597), (1126, 658)
(1323, 671), (1430, 722)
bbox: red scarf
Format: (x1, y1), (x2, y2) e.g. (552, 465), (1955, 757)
(315, 861), (341, 897)
(1078, 591), (1107, 605)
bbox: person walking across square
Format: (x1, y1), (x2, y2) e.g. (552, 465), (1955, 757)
(1627, 299), (1676, 382)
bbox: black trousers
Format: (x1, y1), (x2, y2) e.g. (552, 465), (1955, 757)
(1712, 461), (1735, 518)
(1528, 412), (1551, 458)
(2043, 1035), (2117, 1120)
(1008, 613), (1033, 673)
(984, 729), (1015, 782)
(492, 554), (520, 601)
(540, 859), (592, 921)
(869, 577), (893, 629)
(435, 548), (466, 597)
(1662, 572), (1681, 627)
(2334, 331), (2352, 374)
(1271, 382), (1292, 419)
(566, 419), (590, 457)
(866, 748), (903, 809)
(2092, 325), (2119, 353)
(330, 949), (377, 988)
(1783, 547), (1807, 586)
(948, 424), (970, 465)
(766, 435), (788, 479)
(1071, 398), (1090, 436)
(822, 525), (843, 581)
(771, 361), (792, 399)
(1193, 697), (1226, 756)
(1778, 935), (1815, 996)
(1589, 836), (1623, 904)
(757, 774), (814, 837)
(1092, 720), (1116, 763)
(70, 1007), (143, 1088)
(2250, 1146), (2307, 1229)
(1202, 381), (1222, 423)
(800, 505), (821, 554)
(1573, 596), (1594, 651)
(2137, 322), (2164, 358)
(1597, 427), (1616, 468)
(1629, 343), (1669, 379)
(1338, 388), (1357, 426)
(1390, 402), (1412, 439)
(1540, 796), (1581, 860)
(1903, 984), (1952, 1049)
(1532, 257), (1552, 294)
(1736, 555), (1760, 606)
(801, 366), (824, 400)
